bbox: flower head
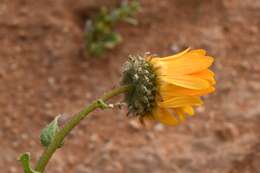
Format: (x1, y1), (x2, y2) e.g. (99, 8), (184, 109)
(122, 48), (215, 125)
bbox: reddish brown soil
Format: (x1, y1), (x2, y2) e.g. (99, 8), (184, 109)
(1, 0), (260, 173)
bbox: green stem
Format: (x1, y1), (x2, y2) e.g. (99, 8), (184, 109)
(34, 85), (132, 173)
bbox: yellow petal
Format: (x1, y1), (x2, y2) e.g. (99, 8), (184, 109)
(151, 48), (190, 62)
(172, 106), (195, 122)
(181, 106), (194, 116)
(161, 75), (211, 89)
(162, 48), (191, 59)
(174, 108), (186, 121)
(158, 55), (214, 75)
(153, 107), (179, 125)
(189, 49), (206, 56)
(159, 96), (203, 108)
(191, 69), (216, 84)
(159, 83), (215, 99)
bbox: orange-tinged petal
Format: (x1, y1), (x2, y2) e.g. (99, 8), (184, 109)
(181, 106), (194, 116)
(159, 83), (215, 99)
(174, 108), (186, 121)
(162, 48), (191, 59)
(192, 69), (214, 77)
(191, 69), (216, 84)
(161, 75), (211, 89)
(151, 48), (190, 62)
(159, 96), (203, 108)
(158, 55), (214, 75)
(153, 107), (179, 125)
(189, 49), (206, 56)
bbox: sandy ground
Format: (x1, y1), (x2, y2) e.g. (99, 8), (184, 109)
(0, 0), (260, 173)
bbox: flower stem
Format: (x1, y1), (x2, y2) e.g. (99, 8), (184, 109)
(34, 85), (132, 173)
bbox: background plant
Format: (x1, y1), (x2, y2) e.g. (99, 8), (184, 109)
(85, 0), (141, 56)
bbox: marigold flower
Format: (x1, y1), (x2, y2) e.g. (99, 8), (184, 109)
(122, 48), (215, 125)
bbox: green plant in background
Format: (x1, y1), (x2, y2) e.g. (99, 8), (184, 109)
(85, 0), (141, 56)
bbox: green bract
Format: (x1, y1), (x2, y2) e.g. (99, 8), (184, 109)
(40, 116), (61, 147)
(122, 55), (157, 117)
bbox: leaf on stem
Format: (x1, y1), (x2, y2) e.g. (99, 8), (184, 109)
(40, 115), (61, 147)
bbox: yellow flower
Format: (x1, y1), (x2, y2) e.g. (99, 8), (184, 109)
(149, 48), (215, 125)
(122, 48), (215, 125)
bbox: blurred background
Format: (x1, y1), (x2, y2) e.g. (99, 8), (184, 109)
(0, 0), (260, 173)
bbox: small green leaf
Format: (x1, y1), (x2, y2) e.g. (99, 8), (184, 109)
(89, 42), (105, 56)
(40, 115), (61, 147)
(19, 153), (40, 173)
(103, 33), (122, 49)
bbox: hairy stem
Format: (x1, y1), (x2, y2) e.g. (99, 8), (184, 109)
(34, 85), (132, 173)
